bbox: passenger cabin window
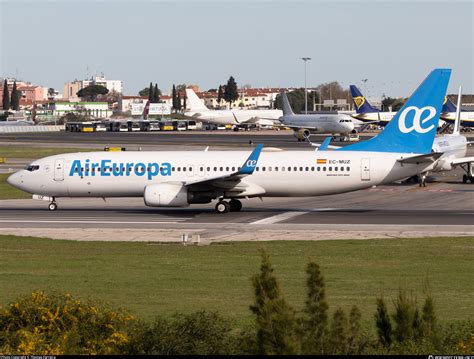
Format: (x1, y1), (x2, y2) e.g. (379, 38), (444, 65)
(26, 165), (40, 172)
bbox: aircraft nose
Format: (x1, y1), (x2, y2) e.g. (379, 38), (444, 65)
(7, 171), (22, 188)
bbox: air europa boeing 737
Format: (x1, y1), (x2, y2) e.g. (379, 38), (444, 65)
(8, 69), (451, 213)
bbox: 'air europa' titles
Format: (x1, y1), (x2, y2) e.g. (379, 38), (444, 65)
(69, 159), (172, 180)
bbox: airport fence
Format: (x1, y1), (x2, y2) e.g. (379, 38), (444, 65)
(0, 125), (65, 133)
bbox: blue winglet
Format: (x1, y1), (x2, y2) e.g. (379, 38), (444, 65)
(238, 144), (263, 175)
(319, 136), (332, 151)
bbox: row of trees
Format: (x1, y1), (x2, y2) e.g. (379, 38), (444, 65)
(1, 251), (472, 355)
(2, 80), (21, 111)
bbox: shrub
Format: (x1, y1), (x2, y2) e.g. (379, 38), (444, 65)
(0, 291), (134, 355)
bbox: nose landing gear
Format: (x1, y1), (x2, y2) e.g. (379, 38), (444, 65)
(48, 198), (58, 211)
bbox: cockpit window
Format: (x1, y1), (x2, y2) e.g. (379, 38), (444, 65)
(25, 165), (40, 172)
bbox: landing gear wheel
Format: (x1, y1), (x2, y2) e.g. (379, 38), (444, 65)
(215, 201), (230, 214)
(48, 202), (58, 211)
(463, 174), (468, 183)
(229, 199), (242, 212)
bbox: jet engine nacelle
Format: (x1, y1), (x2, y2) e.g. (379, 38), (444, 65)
(294, 128), (310, 141)
(144, 183), (190, 207)
(433, 158), (454, 172)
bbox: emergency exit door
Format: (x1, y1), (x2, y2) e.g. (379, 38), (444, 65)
(54, 158), (65, 181)
(361, 158), (370, 181)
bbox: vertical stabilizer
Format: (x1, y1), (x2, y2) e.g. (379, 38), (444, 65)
(340, 69), (451, 154)
(185, 89), (209, 111)
(280, 91), (294, 116)
(350, 85), (380, 113)
(453, 86), (462, 135)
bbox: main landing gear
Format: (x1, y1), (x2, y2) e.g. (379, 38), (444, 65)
(418, 173), (427, 187)
(48, 198), (58, 211)
(215, 199), (242, 214)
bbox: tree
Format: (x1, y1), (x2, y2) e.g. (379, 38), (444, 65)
(177, 92), (182, 112)
(183, 92), (187, 111)
(76, 85), (109, 101)
(153, 84), (160, 103)
(250, 249), (299, 355)
(347, 306), (362, 354)
(10, 81), (20, 111)
(2, 80), (10, 110)
(139, 87), (150, 97)
(328, 308), (348, 354)
(217, 85), (224, 104)
(47, 88), (55, 98)
(301, 261), (329, 354)
(392, 289), (415, 343)
(421, 296), (437, 339)
(274, 89), (318, 113)
(375, 296), (392, 347)
(223, 76), (239, 107)
(172, 85), (178, 112)
(148, 82), (153, 103)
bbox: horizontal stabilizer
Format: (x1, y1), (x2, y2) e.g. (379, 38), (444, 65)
(397, 152), (443, 164)
(451, 156), (474, 166)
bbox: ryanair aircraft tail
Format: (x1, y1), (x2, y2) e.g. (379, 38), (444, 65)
(442, 96), (458, 113)
(350, 85), (380, 113)
(340, 69), (451, 154)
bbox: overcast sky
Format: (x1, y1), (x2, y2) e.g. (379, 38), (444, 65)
(1, 0), (473, 98)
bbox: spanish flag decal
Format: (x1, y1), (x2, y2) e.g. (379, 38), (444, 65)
(316, 159), (327, 164)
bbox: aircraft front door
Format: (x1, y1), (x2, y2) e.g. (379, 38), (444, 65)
(54, 158), (65, 181)
(361, 158), (370, 181)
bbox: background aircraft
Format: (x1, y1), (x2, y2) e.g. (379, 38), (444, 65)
(278, 91), (354, 141)
(184, 89), (282, 129)
(440, 96), (474, 128)
(349, 85), (396, 126)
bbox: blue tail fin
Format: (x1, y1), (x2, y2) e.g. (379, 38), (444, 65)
(350, 85), (380, 113)
(340, 69), (451, 154)
(441, 96), (457, 113)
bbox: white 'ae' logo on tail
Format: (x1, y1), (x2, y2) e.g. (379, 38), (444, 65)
(398, 106), (437, 134)
(246, 160), (257, 168)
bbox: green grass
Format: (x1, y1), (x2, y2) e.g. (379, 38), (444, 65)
(0, 174), (31, 199)
(0, 146), (97, 159)
(0, 235), (472, 327)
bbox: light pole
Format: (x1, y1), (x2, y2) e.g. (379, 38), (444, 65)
(301, 57), (311, 114)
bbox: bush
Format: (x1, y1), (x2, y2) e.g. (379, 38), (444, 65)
(0, 291), (134, 355)
(125, 311), (237, 355)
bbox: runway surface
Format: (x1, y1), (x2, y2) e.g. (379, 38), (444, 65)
(1, 180), (473, 243)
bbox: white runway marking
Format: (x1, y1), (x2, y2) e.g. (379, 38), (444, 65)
(0, 220), (187, 224)
(251, 211), (308, 225)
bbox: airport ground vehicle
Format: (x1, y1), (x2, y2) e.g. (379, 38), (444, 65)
(160, 121), (174, 131)
(172, 120), (187, 131)
(333, 133), (360, 142)
(93, 122), (107, 132)
(65, 122), (94, 132)
(186, 120), (197, 130)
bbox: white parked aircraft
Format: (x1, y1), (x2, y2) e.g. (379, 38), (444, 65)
(8, 69), (453, 213)
(278, 91), (354, 141)
(183, 89), (282, 129)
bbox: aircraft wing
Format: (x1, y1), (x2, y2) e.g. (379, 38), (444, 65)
(451, 156), (474, 166)
(179, 144), (265, 195)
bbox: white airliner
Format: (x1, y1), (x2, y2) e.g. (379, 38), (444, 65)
(8, 69), (453, 213)
(183, 89), (282, 129)
(278, 91), (354, 141)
